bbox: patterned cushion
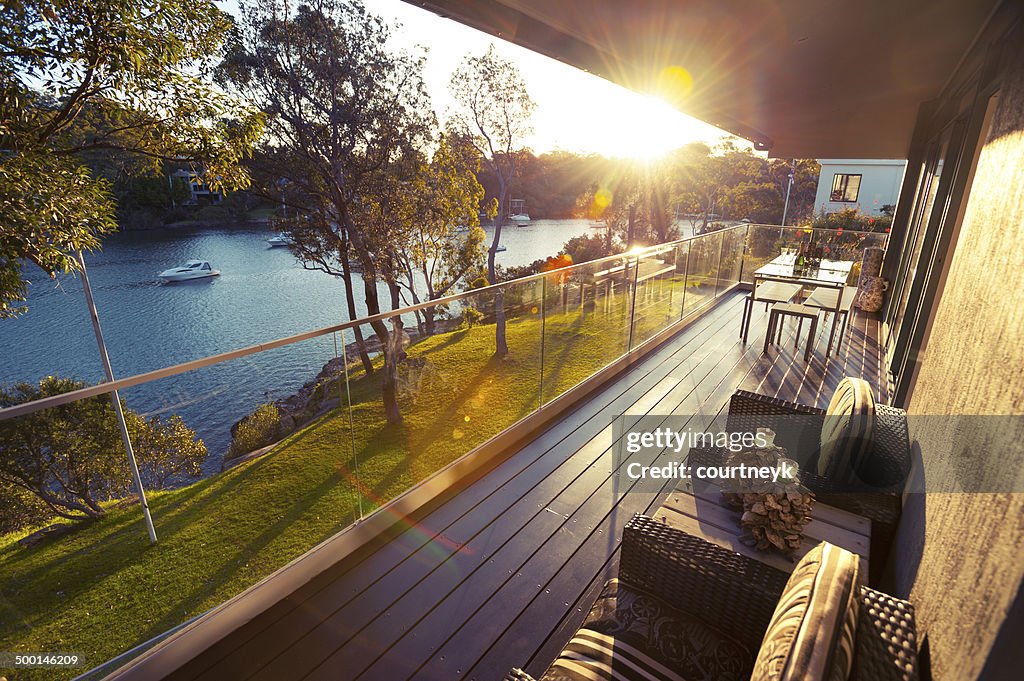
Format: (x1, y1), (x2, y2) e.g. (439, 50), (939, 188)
(752, 543), (861, 681)
(818, 377), (875, 478)
(539, 579), (751, 681)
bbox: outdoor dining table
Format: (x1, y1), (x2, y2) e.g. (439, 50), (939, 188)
(750, 253), (854, 358)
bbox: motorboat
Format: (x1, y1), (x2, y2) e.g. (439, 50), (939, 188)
(508, 198), (530, 224)
(267, 234), (296, 247)
(495, 244), (508, 252)
(158, 260), (220, 282)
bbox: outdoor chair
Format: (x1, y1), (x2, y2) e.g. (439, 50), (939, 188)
(764, 302), (818, 361)
(740, 280), (803, 343)
(507, 514), (918, 681)
(804, 285), (858, 354)
(688, 377), (911, 585)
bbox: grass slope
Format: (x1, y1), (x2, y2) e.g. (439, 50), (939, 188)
(0, 280), (715, 680)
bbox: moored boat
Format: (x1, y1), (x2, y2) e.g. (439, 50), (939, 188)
(158, 260), (220, 282)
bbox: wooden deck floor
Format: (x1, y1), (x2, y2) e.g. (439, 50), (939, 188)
(168, 291), (888, 681)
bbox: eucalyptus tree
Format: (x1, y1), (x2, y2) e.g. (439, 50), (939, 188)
(221, 0), (435, 424)
(0, 0), (263, 317)
(399, 133), (486, 334)
(449, 46), (535, 357)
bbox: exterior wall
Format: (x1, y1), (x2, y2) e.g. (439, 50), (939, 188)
(814, 159), (907, 215)
(889, 33), (1024, 681)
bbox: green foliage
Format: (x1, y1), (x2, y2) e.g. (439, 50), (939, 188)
(0, 153), (118, 318)
(561, 233), (622, 264)
(0, 0), (264, 315)
(228, 403), (281, 459)
(458, 305), (485, 329)
(0, 377), (208, 520)
(811, 208), (892, 233)
(0, 478), (49, 535)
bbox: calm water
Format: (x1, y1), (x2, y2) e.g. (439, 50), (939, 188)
(0, 219), (592, 471)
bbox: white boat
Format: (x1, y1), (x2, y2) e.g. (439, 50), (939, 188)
(508, 198), (530, 224)
(495, 244), (508, 252)
(158, 260), (220, 282)
(267, 234), (296, 247)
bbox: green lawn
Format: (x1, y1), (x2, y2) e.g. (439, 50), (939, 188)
(0, 277), (719, 679)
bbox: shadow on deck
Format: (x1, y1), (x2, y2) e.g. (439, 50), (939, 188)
(151, 291), (888, 681)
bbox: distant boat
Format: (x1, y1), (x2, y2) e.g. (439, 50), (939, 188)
(159, 260), (220, 282)
(267, 234), (296, 247)
(495, 244), (508, 252)
(508, 197), (530, 224)
(589, 221), (607, 228)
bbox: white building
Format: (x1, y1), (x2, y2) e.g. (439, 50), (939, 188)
(170, 169), (223, 206)
(814, 159), (906, 216)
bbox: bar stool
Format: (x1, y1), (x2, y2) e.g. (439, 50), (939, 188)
(741, 280), (803, 343)
(804, 286), (857, 354)
(765, 302), (818, 361)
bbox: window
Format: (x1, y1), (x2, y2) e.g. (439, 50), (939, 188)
(830, 173), (862, 202)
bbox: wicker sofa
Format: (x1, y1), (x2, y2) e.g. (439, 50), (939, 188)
(690, 385), (911, 584)
(508, 514), (918, 681)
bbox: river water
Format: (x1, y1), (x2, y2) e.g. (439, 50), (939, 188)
(0, 219), (593, 471)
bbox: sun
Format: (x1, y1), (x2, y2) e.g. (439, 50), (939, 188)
(620, 94), (709, 162)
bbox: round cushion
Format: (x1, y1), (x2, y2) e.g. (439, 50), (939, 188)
(817, 377), (875, 478)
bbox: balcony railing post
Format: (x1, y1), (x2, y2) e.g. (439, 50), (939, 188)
(738, 224), (748, 284)
(627, 254), (640, 351)
(340, 329), (362, 520)
(680, 242), (692, 320)
(714, 230), (726, 297)
(539, 275), (547, 408)
(76, 251), (157, 544)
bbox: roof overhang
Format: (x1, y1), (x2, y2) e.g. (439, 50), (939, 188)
(404, 0), (1000, 158)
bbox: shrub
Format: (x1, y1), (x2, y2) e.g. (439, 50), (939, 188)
(0, 479), (49, 535)
(459, 306), (485, 329)
(228, 403), (282, 459)
(561, 233), (620, 264)
(812, 208), (891, 233)
(0, 376), (208, 520)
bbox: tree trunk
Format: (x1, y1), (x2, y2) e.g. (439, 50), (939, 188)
(490, 181), (509, 357)
(361, 271), (402, 425)
(340, 235), (374, 375)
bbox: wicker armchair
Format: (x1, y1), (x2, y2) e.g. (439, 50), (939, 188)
(691, 389), (911, 584)
(507, 514), (918, 681)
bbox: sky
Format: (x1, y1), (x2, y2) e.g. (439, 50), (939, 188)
(218, 0), (734, 160)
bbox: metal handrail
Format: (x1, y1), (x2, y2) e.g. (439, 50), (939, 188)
(0, 223), (752, 421)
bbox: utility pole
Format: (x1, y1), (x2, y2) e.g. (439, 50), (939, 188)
(76, 252), (158, 544)
(780, 158), (796, 238)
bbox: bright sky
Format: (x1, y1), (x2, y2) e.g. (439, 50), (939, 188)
(219, 0), (733, 159)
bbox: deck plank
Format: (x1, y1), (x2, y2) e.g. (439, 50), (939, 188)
(171, 291), (888, 681)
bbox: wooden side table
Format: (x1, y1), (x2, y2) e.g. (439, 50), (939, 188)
(654, 478), (871, 577)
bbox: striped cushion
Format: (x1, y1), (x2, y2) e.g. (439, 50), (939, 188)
(817, 377), (875, 478)
(539, 579), (751, 681)
(752, 543), (861, 681)
(545, 629), (689, 681)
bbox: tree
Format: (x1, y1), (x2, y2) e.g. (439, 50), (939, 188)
(450, 45), (535, 357)
(0, 377), (207, 520)
(221, 0), (434, 424)
(577, 161), (678, 249)
(0, 0), (264, 318)
(398, 133), (486, 333)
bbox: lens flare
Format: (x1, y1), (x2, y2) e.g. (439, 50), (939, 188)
(657, 65), (694, 103)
